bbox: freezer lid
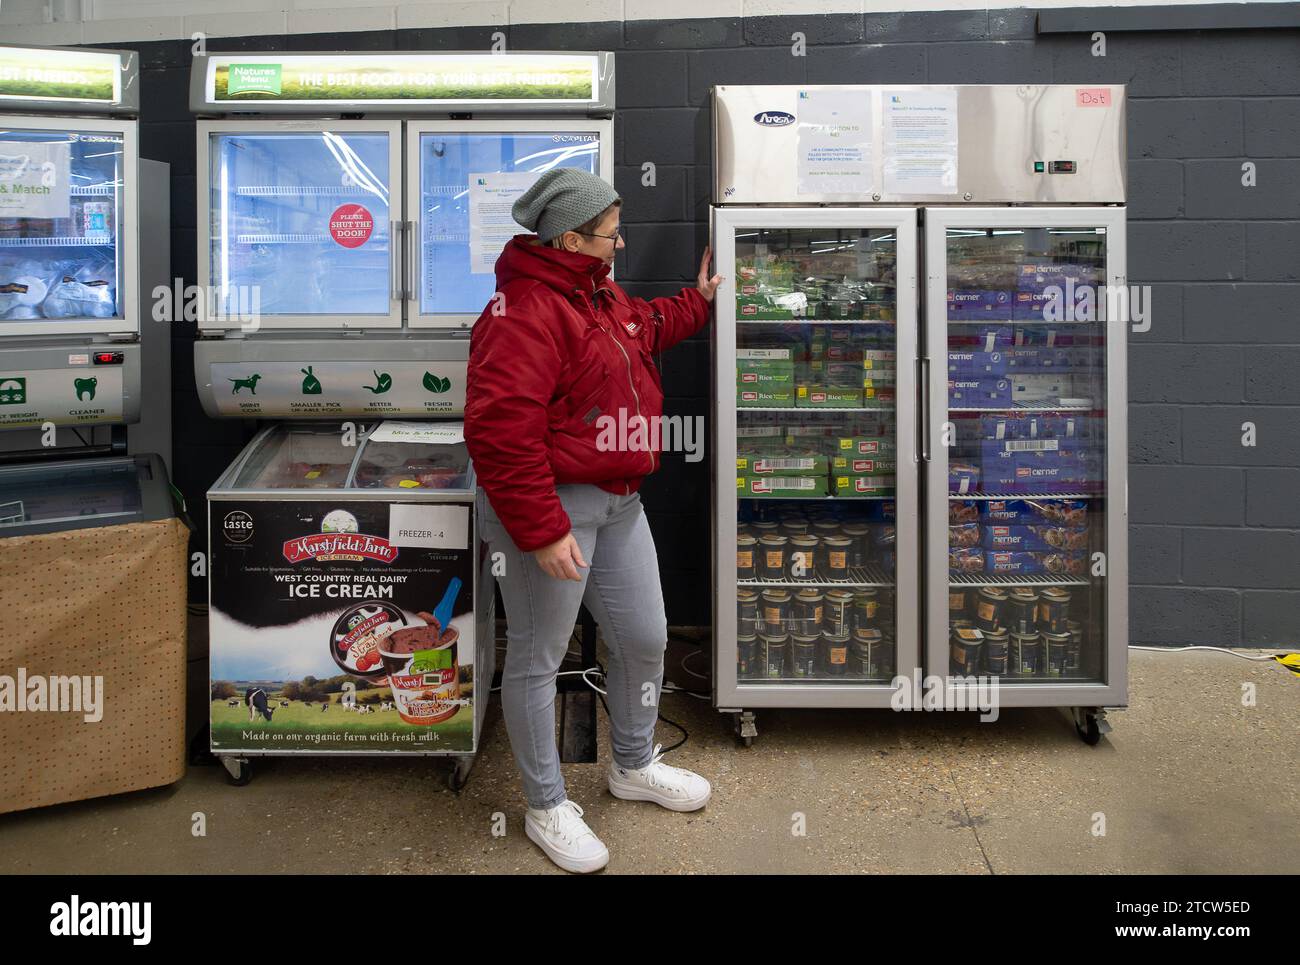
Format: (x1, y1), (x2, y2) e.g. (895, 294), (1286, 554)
(216, 422), (360, 492)
(0, 44), (139, 115)
(190, 51), (614, 116)
(350, 420), (474, 493)
(0, 452), (171, 537)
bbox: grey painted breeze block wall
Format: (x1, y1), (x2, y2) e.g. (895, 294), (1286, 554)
(90, 8), (1300, 645)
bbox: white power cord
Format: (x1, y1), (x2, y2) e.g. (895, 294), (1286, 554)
(1130, 645), (1300, 661)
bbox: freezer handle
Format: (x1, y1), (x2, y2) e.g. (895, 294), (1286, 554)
(404, 219), (416, 301)
(390, 220), (402, 301)
(918, 356), (931, 463)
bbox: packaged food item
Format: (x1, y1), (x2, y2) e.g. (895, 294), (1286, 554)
(0, 276), (48, 319)
(949, 522), (981, 548)
(949, 462), (981, 495)
(796, 384), (862, 408)
(949, 499), (979, 525)
(980, 498), (1088, 527)
(1009, 373), (1070, 405)
(981, 524), (1088, 552)
(949, 546), (984, 574)
(737, 348), (795, 384)
(738, 386), (794, 408)
(736, 447), (828, 477)
(41, 275), (115, 318)
(738, 474), (828, 498)
(833, 435), (895, 457)
(830, 453), (895, 476)
(1015, 261), (1103, 293)
(947, 290), (1014, 321)
(832, 474), (895, 497)
(985, 551), (1086, 576)
(948, 378), (1010, 408)
(947, 350), (1008, 378)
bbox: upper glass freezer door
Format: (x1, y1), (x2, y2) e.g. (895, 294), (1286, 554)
(925, 206), (1127, 707)
(714, 207), (919, 709)
(406, 119), (612, 329)
(200, 120), (403, 331)
(0, 116), (137, 337)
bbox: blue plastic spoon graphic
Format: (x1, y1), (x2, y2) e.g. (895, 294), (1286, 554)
(432, 576), (462, 631)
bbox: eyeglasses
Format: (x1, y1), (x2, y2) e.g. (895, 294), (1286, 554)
(575, 226), (623, 242)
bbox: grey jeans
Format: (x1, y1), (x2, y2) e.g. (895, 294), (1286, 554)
(477, 483), (667, 810)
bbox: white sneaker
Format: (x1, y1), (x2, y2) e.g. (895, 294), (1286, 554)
(524, 800), (609, 873)
(607, 743), (712, 812)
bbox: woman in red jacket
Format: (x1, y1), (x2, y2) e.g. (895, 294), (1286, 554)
(465, 168), (721, 873)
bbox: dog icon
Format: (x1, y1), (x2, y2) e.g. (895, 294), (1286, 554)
(73, 376), (97, 402)
(229, 373), (262, 395)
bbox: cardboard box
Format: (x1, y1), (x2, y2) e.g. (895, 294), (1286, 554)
(738, 473), (828, 498)
(833, 474), (896, 496)
(738, 386), (794, 408)
(830, 454), (896, 476)
(797, 384), (862, 408)
(0, 517), (189, 815)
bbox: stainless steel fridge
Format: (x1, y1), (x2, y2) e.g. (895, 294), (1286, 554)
(711, 85), (1128, 745)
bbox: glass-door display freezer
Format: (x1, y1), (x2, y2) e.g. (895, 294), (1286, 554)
(925, 207), (1128, 730)
(207, 421), (495, 788)
(713, 207), (919, 722)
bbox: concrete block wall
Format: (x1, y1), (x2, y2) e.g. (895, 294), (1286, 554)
(3, 3), (1296, 645)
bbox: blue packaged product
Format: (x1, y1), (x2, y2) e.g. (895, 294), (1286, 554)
(1015, 262), (1104, 293)
(865, 499), (896, 522)
(1012, 448), (1078, 494)
(980, 498), (1088, 527)
(1005, 347), (1071, 373)
(970, 325), (1013, 351)
(949, 461), (981, 495)
(986, 550), (1087, 577)
(948, 350), (1008, 378)
(948, 290), (1013, 321)
(950, 522), (981, 549)
(949, 378), (1011, 407)
(982, 524), (1088, 552)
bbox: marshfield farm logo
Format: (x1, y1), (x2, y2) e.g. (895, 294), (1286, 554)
(282, 509), (398, 564)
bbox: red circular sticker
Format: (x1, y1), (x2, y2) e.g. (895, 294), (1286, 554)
(329, 204), (374, 248)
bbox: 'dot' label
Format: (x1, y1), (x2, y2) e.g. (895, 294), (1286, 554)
(1075, 88), (1111, 108)
(329, 204), (374, 248)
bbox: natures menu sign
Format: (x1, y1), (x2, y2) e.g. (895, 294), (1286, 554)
(207, 53), (600, 105)
(0, 47), (122, 104)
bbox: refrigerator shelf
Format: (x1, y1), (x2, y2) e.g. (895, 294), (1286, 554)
(739, 563), (895, 588)
(739, 493), (894, 501)
(946, 318), (1101, 325)
(0, 236), (114, 247)
(949, 403), (1097, 412)
(949, 572), (1090, 587)
(234, 185), (375, 197)
(233, 233), (335, 245)
(737, 405), (895, 413)
(949, 491), (1097, 500)
(736, 319), (896, 326)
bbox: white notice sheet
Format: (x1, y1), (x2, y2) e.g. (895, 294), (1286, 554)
(883, 88), (959, 195)
(467, 170), (540, 273)
(796, 89), (873, 195)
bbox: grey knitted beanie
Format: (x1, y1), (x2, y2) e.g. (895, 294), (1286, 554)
(511, 168), (620, 243)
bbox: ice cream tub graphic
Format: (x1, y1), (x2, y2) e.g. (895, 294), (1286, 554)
(379, 577), (465, 725)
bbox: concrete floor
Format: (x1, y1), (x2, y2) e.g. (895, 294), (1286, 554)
(1, 623), (1296, 874)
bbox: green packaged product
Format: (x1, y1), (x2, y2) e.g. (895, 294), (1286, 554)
(796, 384), (863, 408)
(831, 454), (897, 476)
(832, 474), (896, 496)
(738, 473), (829, 498)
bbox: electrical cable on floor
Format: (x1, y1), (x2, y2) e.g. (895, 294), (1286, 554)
(1131, 644), (1300, 660)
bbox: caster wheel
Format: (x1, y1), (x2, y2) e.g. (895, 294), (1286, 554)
(222, 758), (252, 786)
(447, 760), (472, 792)
(740, 734), (754, 748)
(1077, 717), (1101, 746)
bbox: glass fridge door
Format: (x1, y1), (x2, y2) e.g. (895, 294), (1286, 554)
(201, 120), (402, 330)
(0, 116), (135, 337)
(714, 207), (919, 708)
(406, 120), (611, 328)
(925, 207), (1127, 707)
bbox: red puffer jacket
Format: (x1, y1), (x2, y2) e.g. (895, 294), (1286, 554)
(465, 235), (711, 552)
